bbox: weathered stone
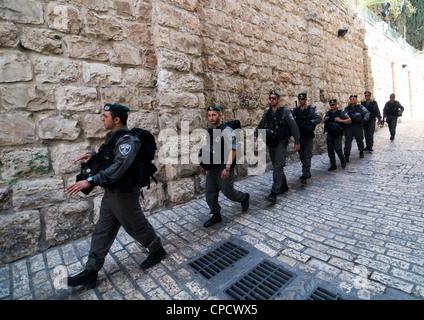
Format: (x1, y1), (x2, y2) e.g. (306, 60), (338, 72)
(0, 187), (12, 212)
(109, 43), (142, 65)
(0, 52), (32, 83)
(0, 113), (35, 146)
(20, 27), (62, 55)
(0, 85), (56, 112)
(49, 142), (91, 175)
(37, 115), (81, 141)
(100, 86), (140, 111)
(63, 35), (109, 62)
(44, 200), (93, 247)
(167, 178), (195, 205)
(127, 111), (159, 135)
(68, 0), (108, 11)
(12, 177), (66, 210)
(47, 4), (82, 34)
(0, 210), (41, 264)
(83, 62), (122, 84)
(140, 182), (165, 212)
(0, 147), (50, 182)
(84, 11), (123, 41)
(125, 23), (152, 47)
(124, 68), (154, 87)
(0, 22), (19, 48)
(56, 86), (99, 112)
(0, 0), (44, 24)
(33, 57), (81, 83)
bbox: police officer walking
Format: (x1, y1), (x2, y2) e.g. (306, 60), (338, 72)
(65, 103), (166, 288)
(361, 91), (382, 151)
(344, 95), (370, 162)
(200, 106), (250, 228)
(291, 93), (322, 184)
(323, 99), (351, 171)
(383, 93), (404, 140)
(254, 90), (300, 204)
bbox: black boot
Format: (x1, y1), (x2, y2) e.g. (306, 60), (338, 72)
(345, 155), (349, 163)
(203, 213), (222, 228)
(265, 192), (277, 204)
(241, 193), (250, 212)
(359, 151), (364, 158)
(67, 269), (98, 289)
(328, 164), (337, 171)
(141, 247), (167, 270)
(277, 184), (289, 194)
(341, 159), (346, 168)
(300, 176), (307, 185)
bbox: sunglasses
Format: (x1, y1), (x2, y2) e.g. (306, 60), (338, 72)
(269, 97), (278, 100)
(330, 103), (336, 106)
(298, 98), (306, 101)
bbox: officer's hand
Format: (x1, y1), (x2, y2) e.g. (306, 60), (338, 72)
(221, 169), (230, 180)
(65, 180), (90, 195)
(253, 136), (257, 142)
(201, 168), (206, 176)
(294, 144), (301, 152)
(72, 153), (92, 164)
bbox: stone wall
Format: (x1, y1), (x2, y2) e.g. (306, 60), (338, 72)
(1, 0), (423, 265)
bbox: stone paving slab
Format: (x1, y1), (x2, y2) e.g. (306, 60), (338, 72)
(1, 119), (424, 301)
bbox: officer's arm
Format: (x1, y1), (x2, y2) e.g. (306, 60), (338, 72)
(285, 110), (300, 145)
(311, 107), (322, 125)
(92, 135), (140, 186)
(254, 113), (266, 138)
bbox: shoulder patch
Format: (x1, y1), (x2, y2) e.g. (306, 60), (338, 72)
(119, 143), (132, 156)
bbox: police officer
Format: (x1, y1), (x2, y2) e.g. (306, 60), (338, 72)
(383, 93), (404, 140)
(344, 95), (370, 162)
(254, 90), (300, 204)
(361, 91), (381, 151)
(65, 103), (166, 288)
(201, 106), (250, 228)
(292, 93), (322, 184)
(323, 99), (351, 170)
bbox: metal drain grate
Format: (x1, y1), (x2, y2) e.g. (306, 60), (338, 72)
(189, 242), (249, 279)
(225, 260), (295, 300)
(308, 287), (344, 300)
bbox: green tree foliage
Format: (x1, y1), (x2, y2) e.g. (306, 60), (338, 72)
(405, 0), (424, 50)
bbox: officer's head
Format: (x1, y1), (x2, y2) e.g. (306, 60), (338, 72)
(298, 92), (307, 106)
(349, 94), (358, 105)
(103, 103), (130, 130)
(390, 93), (395, 101)
(269, 90), (280, 107)
(206, 106), (222, 126)
(329, 99), (337, 110)
(364, 91), (371, 100)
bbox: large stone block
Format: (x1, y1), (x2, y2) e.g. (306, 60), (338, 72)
(44, 200), (93, 247)
(12, 177), (66, 210)
(0, 51), (33, 83)
(0, 210), (41, 264)
(127, 110), (159, 135)
(0, 147), (50, 182)
(63, 35), (109, 62)
(82, 62), (122, 84)
(49, 142), (91, 175)
(33, 57), (81, 83)
(37, 115), (81, 141)
(0, 22), (19, 48)
(47, 4), (82, 34)
(140, 182), (165, 212)
(124, 68), (155, 87)
(0, 113), (35, 146)
(0, 85), (56, 112)
(109, 43), (142, 65)
(20, 27), (62, 55)
(100, 85), (140, 111)
(56, 86), (99, 112)
(0, 0), (44, 24)
(83, 114), (107, 138)
(84, 11), (123, 41)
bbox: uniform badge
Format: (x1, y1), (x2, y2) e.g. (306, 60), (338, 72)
(119, 144), (132, 156)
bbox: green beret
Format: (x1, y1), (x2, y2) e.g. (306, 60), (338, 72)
(298, 92), (307, 98)
(329, 99), (337, 104)
(269, 90), (280, 97)
(206, 106), (222, 112)
(104, 103), (130, 113)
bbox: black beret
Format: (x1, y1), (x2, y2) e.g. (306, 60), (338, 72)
(298, 92), (307, 98)
(269, 90), (280, 97)
(329, 99), (337, 104)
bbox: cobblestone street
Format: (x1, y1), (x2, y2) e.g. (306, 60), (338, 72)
(1, 118), (424, 301)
